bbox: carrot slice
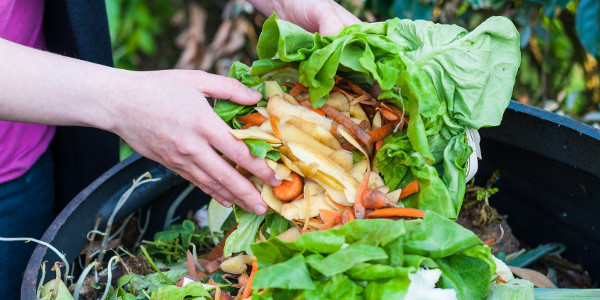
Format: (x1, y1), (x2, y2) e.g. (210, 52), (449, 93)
(366, 207), (425, 219)
(362, 188), (393, 209)
(399, 180), (419, 199)
(240, 123), (253, 129)
(319, 209), (342, 223)
(321, 104), (372, 145)
(241, 261), (258, 299)
(237, 113), (267, 126)
(354, 171), (370, 219)
(368, 122), (396, 142)
(273, 172), (302, 201)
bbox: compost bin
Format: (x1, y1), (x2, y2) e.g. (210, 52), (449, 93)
(21, 101), (600, 299)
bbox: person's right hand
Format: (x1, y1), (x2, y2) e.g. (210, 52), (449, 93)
(110, 70), (281, 214)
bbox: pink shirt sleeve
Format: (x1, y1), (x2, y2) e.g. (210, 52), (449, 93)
(0, 0), (56, 183)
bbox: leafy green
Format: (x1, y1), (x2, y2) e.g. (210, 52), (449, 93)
(308, 244), (388, 276)
(223, 205), (266, 257)
(253, 255), (316, 290)
(150, 282), (212, 300)
(144, 220), (210, 264)
(213, 100), (254, 129)
(131, 266), (188, 299)
(250, 211), (494, 298)
(243, 139), (281, 161)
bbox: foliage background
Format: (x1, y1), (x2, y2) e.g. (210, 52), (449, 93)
(106, 0), (600, 130)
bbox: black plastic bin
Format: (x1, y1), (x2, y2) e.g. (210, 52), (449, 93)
(21, 101), (600, 298)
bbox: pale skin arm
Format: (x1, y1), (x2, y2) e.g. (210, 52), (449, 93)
(0, 37), (279, 214)
(0, 0), (360, 215)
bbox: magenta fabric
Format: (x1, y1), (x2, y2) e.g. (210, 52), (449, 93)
(0, 0), (56, 183)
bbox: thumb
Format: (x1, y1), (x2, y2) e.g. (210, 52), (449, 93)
(197, 72), (262, 105)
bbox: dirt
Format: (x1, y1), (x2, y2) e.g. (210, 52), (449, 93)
(457, 197), (596, 288)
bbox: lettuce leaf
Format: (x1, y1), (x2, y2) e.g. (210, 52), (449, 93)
(250, 211), (494, 299)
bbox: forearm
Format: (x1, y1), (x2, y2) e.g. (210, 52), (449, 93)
(0, 38), (126, 131)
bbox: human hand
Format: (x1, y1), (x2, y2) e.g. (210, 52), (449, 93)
(110, 70), (281, 214)
(249, 0), (361, 36)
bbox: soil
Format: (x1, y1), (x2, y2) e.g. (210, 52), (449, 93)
(457, 198), (597, 289)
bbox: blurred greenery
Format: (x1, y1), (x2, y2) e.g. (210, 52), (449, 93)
(106, 0), (600, 128)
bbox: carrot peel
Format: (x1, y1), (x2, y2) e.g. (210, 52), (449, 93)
(399, 180), (419, 199)
(241, 261), (258, 299)
(366, 207), (425, 219)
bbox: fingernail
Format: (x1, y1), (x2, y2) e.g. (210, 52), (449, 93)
(270, 178), (282, 187)
(222, 201), (232, 207)
(248, 88), (262, 99)
(253, 204), (267, 215)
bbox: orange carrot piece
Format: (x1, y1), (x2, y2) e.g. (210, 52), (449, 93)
(207, 223), (237, 260)
(240, 123), (253, 129)
(273, 172), (302, 201)
(342, 208), (355, 224)
(311, 108), (327, 116)
(319, 218), (339, 231)
(319, 209), (343, 223)
(375, 139), (383, 152)
(242, 261), (258, 299)
(362, 189), (392, 209)
(354, 172), (370, 219)
(321, 104), (372, 145)
(366, 207), (425, 219)
(270, 117), (281, 140)
(368, 122), (396, 142)
(237, 113), (267, 126)
(399, 180), (419, 199)
(380, 108), (399, 121)
(496, 276), (507, 283)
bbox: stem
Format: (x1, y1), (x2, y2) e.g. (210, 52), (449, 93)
(36, 261), (46, 299)
(140, 246), (175, 285)
(134, 207), (152, 250)
(98, 172), (161, 263)
(0, 237), (69, 283)
(101, 256), (120, 300)
(163, 183), (195, 230)
(73, 261), (99, 299)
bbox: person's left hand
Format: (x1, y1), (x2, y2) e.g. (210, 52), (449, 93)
(249, 0), (361, 36)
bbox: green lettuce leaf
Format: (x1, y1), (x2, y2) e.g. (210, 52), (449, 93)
(252, 255), (316, 290)
(150, 282), (211, 300)
(243, 139), (281, 161)
(223, 205), (266, 257)
(249, 211), (495, 298)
